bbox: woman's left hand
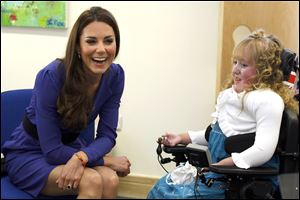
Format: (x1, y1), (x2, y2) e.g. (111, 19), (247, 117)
(104, 155), (131, 177)
(56, 155), (85, 190)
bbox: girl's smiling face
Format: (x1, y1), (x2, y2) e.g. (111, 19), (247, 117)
(231, 48), (257, 93)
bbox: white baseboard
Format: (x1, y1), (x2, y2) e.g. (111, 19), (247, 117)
(117, 174), (159, 199)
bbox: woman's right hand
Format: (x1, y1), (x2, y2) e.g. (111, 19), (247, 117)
(162, 132), (181, 146)
(56, 154), (85, 190)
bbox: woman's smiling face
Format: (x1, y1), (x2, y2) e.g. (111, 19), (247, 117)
(78, 21), (116, 75)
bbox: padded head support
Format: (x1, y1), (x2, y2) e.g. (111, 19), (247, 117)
(280, 48), (298, 81)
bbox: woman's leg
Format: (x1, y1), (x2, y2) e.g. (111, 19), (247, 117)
(77, 167), (103, 199)
(93, 166), (119, 198)
(40, 165), (103, 199)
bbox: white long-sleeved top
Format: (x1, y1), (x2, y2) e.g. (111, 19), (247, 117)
(188, 87), (284, 169)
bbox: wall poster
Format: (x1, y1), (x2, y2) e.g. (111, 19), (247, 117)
(1, 1), (66, 29)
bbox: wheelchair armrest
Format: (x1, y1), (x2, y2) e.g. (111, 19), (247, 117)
(163, 144), (186, 154)
(163, 143), (211, 168)
(161, 144), (187, 166)
(209, 165), (279, 176)
(186, 143), (212, 167)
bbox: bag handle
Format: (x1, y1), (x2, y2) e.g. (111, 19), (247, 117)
(165, 173), (176, 185)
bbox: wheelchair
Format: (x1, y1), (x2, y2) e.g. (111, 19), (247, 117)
(156, 107), (299, 199)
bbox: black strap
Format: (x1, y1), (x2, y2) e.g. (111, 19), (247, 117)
(22, 115), (80, 144)
(224, 133), (255, 154)
(203, 123), (255, 153)
(205, 124), (212, 142)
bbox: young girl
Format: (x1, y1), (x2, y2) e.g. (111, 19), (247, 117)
(148, 29), (298, 199)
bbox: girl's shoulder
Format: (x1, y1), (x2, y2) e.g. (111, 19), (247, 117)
(246, 89), (284, 108)
(249, 89), (282, 99)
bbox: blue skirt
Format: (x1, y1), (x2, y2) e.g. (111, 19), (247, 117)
(3, 124), (87, 197)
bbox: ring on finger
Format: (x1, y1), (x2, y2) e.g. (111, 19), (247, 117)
(67, 184), (72, 190)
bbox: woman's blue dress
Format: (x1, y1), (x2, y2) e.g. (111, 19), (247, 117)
(2, 59), (125, 197)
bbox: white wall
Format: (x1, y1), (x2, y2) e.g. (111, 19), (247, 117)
(1, 1), (220, 178)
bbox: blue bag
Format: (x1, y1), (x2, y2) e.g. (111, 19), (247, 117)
(147, 173), (226, 199)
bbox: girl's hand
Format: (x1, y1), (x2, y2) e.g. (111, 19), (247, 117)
(212, 157), (234, 166)
(162, 133), (181, 146)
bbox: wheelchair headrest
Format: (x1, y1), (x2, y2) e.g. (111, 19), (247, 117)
(280, 48), (298, 81)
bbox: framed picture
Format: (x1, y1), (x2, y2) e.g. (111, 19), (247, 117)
(1, 1), (66, 29)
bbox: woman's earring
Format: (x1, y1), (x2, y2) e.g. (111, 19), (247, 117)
(78, 53), (81, 59)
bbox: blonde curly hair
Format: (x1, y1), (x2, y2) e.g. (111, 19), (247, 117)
(222, 29), (298, 114)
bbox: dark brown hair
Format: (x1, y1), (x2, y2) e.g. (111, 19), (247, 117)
(57, 7), (120, 131)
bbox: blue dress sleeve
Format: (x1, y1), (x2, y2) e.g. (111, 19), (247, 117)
(81, 64), (125, 166)
(34, 67), (78, 165)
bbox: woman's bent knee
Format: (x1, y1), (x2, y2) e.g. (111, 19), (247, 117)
(107, 172), (119, 189)
(82, 169), (103, 187)
(99, 169), (119, 198)
(79, 168), (103, 198)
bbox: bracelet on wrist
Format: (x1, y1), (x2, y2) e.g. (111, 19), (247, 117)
(75, 152), (87, 167)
